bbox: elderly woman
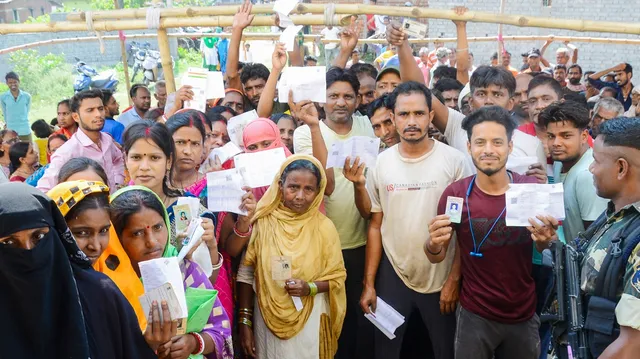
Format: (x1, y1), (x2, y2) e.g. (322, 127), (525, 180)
(237, 155), (346, 359)
(0, 183), (157, 358)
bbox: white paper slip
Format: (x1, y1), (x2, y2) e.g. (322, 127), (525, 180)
(278, 14), (294, 28)
(181, 67), (209, 112)
(139, 257), (188, 333)
(506, 156), (538, 175)
(139, 282), (183, 323)
(401, 19), (427, 38)
(234, 147), (288, 188)
(292, 296), (304, 311)
(279, 25), (303, 51)
(273, 0), (300, 16)
(505, 183), (566, 227)
(192, 242), (214, 277)
(177, 218), (205, 262)
(206, 168), (248, 215)
(205, 71), (226, 100)
(364, 296), (405, 340)
(326, 136), (381, 169)
(278, 66), (327, 104)
(209, 142), (243, 165)
(227, 110), (259, 147)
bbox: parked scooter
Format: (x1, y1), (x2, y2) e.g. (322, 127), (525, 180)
(73, 58), (119, 94)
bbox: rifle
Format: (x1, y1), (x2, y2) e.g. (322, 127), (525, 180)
(545, 241), (589, 359)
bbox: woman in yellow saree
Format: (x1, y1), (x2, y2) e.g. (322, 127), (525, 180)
(237, 154), (346, 359)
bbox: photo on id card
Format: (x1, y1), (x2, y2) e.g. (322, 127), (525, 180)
(174, 204), (191, 234)
(445, 196), (464, 224)
(271, 255), (292, 281)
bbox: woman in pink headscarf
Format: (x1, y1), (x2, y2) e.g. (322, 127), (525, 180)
(242, 118), (293, 202)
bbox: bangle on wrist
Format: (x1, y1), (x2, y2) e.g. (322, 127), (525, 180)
(211, 252), (224, 271)
(239, 317), (253, 328)
(308, 281), (318, 296)
(190, 332), (205, 355)
(238, 307), (254, 315)
(426, 242), (443, 255)
(234, 222), (253, 238)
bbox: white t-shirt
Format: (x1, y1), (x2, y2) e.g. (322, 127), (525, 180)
(374, 15), (387, 35)
(444, 108), (547, 172)
(367, 141), (472, 293)
(293, 115), (375, 250)
(321, 27), (341, 50)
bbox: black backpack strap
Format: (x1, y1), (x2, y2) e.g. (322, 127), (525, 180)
(576, 211), (609, 249)
(594, 214), (640, 300)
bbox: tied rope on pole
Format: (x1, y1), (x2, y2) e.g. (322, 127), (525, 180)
(324, 3), (336, 26)
(146, 6), (162, 29)
(85, 11), (106, 54)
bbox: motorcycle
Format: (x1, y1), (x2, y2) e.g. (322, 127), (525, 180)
(73, 58), (119, 94)
(130, 41), (150, 83)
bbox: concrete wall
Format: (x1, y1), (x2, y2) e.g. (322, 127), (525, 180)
(0, 25), (179, 80)
(0, 0), (52, 24)
(426, 0), (640, 72)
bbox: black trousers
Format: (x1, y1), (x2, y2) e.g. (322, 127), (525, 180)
(374, 255), (456, 359)
(454, 306), (540, 359)
(335, 246), (375, 359)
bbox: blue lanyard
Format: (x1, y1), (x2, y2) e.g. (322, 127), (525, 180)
(465, 174), (511, 258)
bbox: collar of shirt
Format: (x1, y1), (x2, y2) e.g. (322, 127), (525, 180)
(75, 128), (111, 152)
(605, 200), (640, 222)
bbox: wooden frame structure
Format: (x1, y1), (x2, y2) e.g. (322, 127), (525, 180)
(1, 4), (639, 92)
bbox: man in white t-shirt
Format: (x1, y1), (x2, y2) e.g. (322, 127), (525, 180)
(321, 25), (341, 67)
(293, 67), (376, 359)
(361, 81), (471, 359)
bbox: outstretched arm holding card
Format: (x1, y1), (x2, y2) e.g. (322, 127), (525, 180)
(257, 43), (287, 118)
(386, 21), (425, 85)
(222, 187), (257, 258)
(426, 214), (454, 263)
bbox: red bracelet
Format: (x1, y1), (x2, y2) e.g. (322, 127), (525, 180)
(233, 223), (253, 238)
(190, 332), (204, 355)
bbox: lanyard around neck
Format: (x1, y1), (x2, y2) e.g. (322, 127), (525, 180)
(465, 172), (512, 258)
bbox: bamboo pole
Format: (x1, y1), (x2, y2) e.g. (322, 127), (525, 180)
(4, 34), (640, 56)
(157, 28), (176, 93)
(114, 0), (132, 106)
(0, 15), (349, 35)
(55, 4), (640, 35)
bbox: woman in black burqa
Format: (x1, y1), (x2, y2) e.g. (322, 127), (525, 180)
(0, 183), (157, 359)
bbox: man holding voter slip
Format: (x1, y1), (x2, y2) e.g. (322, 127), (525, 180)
(426, 106), (561, 359)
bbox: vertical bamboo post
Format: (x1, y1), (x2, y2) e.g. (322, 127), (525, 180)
(497, 0), (506, 58)
(114, 0), (132, 105)
(157, 28), (176, 93)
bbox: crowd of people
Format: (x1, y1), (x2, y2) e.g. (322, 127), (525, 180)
(1, 2), (639, 359)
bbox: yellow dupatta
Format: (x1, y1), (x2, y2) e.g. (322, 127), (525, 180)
(244, 154), (346, 357)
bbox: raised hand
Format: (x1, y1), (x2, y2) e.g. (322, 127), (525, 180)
(452, 6), (469, 26)
(386, 21), (405, 47)
(272, 42), (288, 72)
(343, 156), (366, 185)
(340, 16), (362, 53)
(288, 90), (320, 127)
(233, 0), (255, 31)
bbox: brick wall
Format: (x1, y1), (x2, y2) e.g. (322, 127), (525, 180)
(426, 0), (640, 72)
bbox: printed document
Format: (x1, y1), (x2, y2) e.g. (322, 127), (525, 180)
(207, 168), (248, 215)
(506, 183), (566, 227)
(139, 257), (188, 333)
(234, 147), (287, 188)
(227, 110), (259, 147)
(326, 136), (381, 169)
(364, 297), (405, 340)
(278, 66), (327, 103)
(181, 68), (208, 112)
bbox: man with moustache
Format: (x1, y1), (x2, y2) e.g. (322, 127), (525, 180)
(588, 63), (634, 111)
(361, 82), (470, 359)
(513, 73), (535, 124)
(117, 84), (151, 127)
(566, 64), (587, 93)
(37, 89), (124, 193)
(349, 63), (379, 116)
(294, 67), (376, 359)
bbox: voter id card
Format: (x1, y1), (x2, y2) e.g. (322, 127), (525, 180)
(271, 255), (292, 281)
(402, 19), (427, 38)
(445, 196), (464, 224)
